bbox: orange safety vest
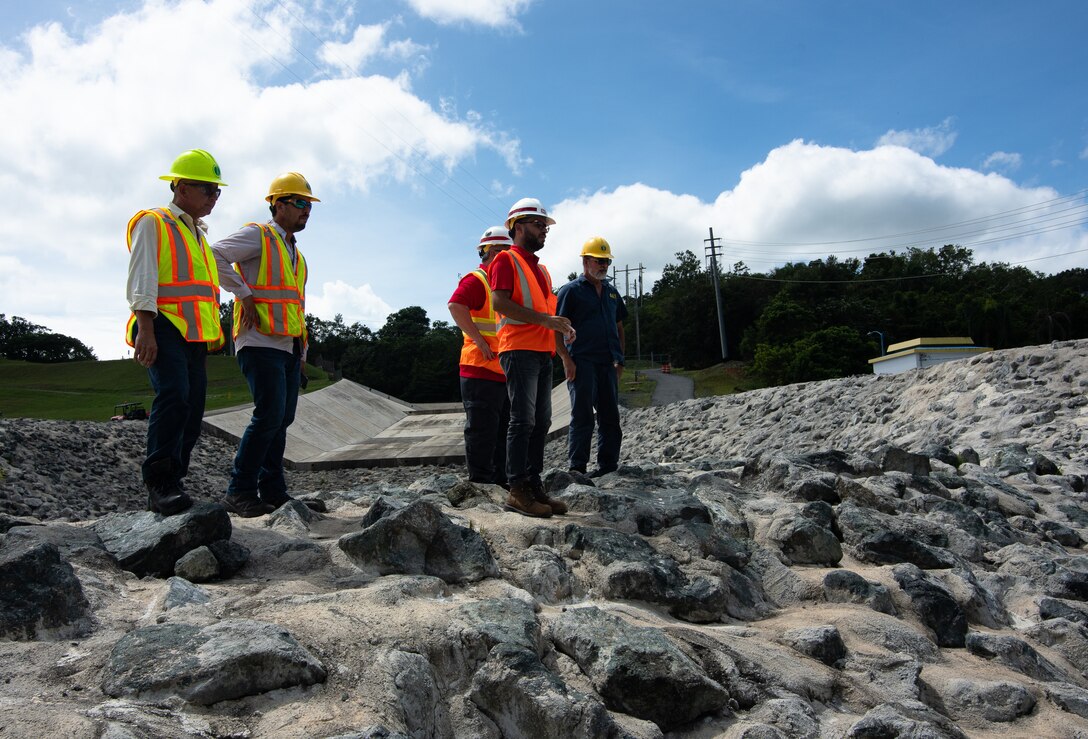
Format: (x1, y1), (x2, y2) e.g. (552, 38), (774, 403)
(495, 249), (558, 354)
(232, 223), (307, 343)
(459, 269), (503, 375)
(125, 207), (224, 350)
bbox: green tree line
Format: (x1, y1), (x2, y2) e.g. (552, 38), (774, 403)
(0, 314), (96, 362)
(14, 244), (1087, 400)
(635, 245), (1088, 385)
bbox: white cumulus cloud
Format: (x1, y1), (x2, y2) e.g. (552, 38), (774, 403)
(306, 280), (392, 328)
(544, 139), (1086, 298)
(0, 0), (521, 359)
(982, 151), (1022, 172)
(876, 117), (958, 158)
(403, 0), (534, 28)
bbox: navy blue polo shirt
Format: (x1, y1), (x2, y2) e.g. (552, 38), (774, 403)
(556, 275), (628, 364)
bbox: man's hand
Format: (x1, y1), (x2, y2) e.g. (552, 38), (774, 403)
(239, 295), (258, 330)
(545, 315), (575, 343)
(133, 331), (157, 368)
(132, 311), (157, 367)
(562, 355), (576, 382)
(473, 336), (495, 361)
(615, 362), (624, 381)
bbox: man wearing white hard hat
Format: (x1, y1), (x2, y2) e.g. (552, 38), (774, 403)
(447, 226), (513, 487)
(488, 197), (574, 518)
(211, 172), (320, 518)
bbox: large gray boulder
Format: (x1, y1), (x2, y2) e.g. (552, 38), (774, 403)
(101, 618), (326, 704)
(92, 502), (232, 577)
(338, 499), (499, 583)
(845, 700), (968, 738)
(892, 564), (968, 648)
(965, 632), (1072, 683)
(0, 539), (92, 640)
(470, 643), (629, 739)
(548, 606), (729, 731)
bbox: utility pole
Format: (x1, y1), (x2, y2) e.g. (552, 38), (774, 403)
(704, 227), (728, 360)
(612, 262), (645, 361)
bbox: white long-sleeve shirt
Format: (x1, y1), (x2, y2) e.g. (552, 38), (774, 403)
(126, 202), (209, 314)
(212, 222), (305, 356)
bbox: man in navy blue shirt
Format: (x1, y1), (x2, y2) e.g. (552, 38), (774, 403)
(555, 237), (628, 477)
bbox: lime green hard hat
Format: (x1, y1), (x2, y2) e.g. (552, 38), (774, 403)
(159, 149), (228, 186)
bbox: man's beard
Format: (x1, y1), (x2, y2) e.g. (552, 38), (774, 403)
(522, 230), (544, 252)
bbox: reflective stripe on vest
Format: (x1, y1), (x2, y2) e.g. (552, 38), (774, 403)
(459, 269), (502, 374)
(124, 207), (223, 350)
(232, 223), (307, 340)
(495, 249), (557, 355)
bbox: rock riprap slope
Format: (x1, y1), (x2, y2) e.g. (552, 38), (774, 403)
(0, 339), (1087, 738)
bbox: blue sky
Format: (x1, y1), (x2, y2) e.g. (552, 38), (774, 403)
(2, 0), (1086, 360)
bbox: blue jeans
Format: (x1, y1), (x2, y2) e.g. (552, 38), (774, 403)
(142, 314), (207, 484)
(227, 346), (300, 501)
(499, 350), (553, 484)
(567, 358), (621, 472)
(460, 377), (509, 484)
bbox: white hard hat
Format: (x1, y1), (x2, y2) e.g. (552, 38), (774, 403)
(478, 225), (513, 254)
(505, 197), (556, 230)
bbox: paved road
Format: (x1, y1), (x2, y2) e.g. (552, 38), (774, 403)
(639, 369), (695, 406)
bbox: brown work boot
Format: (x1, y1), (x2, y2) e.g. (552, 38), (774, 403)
(505, 480), (552, 518)
(531, 479), (568, 515)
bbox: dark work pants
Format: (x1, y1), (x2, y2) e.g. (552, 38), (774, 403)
(227, 346), (300, 502)
(460, 376), (509, 485)
(566, 358), (622, 472)
(499, 350), (553, 484)
(142, 314), (207, 484)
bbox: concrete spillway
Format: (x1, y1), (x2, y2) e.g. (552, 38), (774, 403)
(202, 379), (571, 471)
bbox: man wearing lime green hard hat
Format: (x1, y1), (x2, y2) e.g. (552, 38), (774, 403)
(211, 172), (320, 518)
(124, 149), (228, 516)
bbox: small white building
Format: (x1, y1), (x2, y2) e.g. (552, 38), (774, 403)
(869, 336), (992, 375)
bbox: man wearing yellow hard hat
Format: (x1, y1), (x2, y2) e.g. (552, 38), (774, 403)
(211, 172), (320, 518)
(125, 149), (228, 516)
(555, 237), (627, 478)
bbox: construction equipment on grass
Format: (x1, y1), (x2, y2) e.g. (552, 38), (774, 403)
(111, 402), (147, 421)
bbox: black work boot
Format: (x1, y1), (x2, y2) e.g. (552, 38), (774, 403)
(223, 492), (275, 518)
(145, 459), (193, 516)
(260, 491), (327, 512)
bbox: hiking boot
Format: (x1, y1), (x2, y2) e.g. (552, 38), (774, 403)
(531, 479), (568, 515)
(145, 459), (192, 516)
(588, 467), (617, 479)
(504, 480), (552, 518)
(223, 493), (275, 518)
(261, 492), (327, 513)
(147, 480), (193, 516)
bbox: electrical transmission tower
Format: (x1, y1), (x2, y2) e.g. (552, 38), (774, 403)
(704, 227), (728, 360)
(611, 262), (645, 361)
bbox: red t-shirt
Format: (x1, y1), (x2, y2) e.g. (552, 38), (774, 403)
(487, 246), (549, 295)
(449, 266), (504, 382)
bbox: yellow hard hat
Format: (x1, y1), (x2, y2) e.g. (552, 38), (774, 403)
(581, 236), (614, 260)
(159, 149), (228, 185)
(266, 172), (320, 203)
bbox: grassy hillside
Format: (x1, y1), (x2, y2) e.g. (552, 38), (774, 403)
(0, 357), (333, 421)
(677, 361), (765, 397)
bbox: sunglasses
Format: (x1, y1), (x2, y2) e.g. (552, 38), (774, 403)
(278, 198), (312, 209)
(589, 257), (612, 265)
(183, 181), (221, 198)
(522, 219), (549, 232)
